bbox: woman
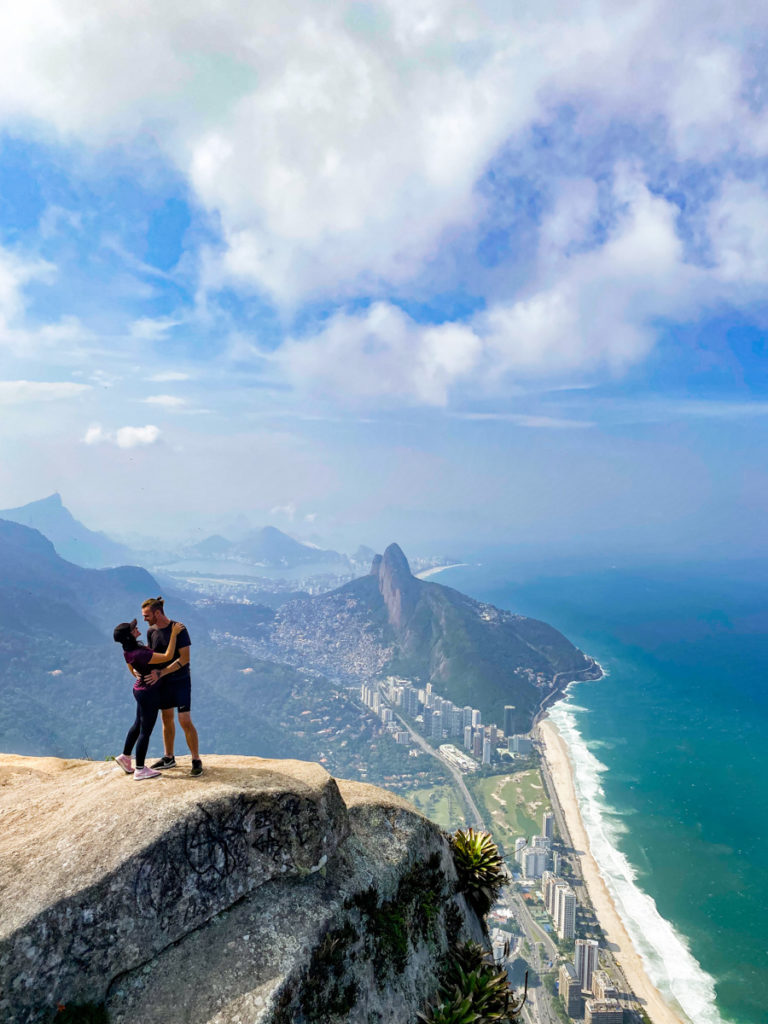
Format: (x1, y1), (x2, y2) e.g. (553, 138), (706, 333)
(113, 618), (185, 780)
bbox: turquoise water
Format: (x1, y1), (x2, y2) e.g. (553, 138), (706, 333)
(441, 557), (768, 1024)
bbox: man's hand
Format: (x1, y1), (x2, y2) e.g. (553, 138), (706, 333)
(147, 670), (160, 685)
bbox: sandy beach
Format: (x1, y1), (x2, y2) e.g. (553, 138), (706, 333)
(415, 562), (468, 579)
(538, 719), (689, 1024)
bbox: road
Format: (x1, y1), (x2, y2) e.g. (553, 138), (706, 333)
(390, 705), (564, 1024)
(391, 709), (485, 827)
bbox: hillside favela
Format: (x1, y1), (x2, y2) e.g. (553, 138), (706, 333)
(1, 5), (767, 1024)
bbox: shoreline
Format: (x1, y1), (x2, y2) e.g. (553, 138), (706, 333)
(538, 718), (689, 1024)
(415, 562), (469, 579)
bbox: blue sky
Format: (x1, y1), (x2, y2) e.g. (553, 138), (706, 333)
(1, 0), (768, 556)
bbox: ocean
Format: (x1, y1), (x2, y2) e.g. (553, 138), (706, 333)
(439, 555), (768, 1024)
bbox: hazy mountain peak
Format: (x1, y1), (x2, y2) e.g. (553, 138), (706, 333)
(381, 542), (412, 577)
(0, 494), (131, 569)
(377, 543), (418, 630)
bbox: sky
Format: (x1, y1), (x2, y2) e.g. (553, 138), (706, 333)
(1, 0), (768, 557)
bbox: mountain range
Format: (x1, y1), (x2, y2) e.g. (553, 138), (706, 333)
(0, 517), (194, 646)
(255, 543), (597, 732)
(0, 493), (133, 568)
(1, 494), (358, 574)
(182, 525), (349, 570)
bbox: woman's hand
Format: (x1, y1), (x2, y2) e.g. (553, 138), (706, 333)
(172, 621), (185, 635)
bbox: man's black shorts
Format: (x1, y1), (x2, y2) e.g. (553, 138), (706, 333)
(158, 676), (192, 714)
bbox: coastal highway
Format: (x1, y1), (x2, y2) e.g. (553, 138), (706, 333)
(388, 704), (564, 1024)
(391, 709), (485, 828)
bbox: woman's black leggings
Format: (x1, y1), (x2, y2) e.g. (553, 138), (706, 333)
(122, 689), (160, 768)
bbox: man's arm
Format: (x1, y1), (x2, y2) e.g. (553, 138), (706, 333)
(158, 644), (189, 679)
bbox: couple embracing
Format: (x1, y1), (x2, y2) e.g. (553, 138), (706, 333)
(112, 597), (203, 780)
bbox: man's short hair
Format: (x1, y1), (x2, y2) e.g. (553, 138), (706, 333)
(141, 596), (164, 611)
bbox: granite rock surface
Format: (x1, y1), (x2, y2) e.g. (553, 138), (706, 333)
(0, 754), (483, 1024)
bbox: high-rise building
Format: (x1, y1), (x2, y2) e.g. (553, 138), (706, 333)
(591, 972), (618, 1001)
(532, 835), (552, 851)
(554, 884), (576, 940)
(584, 999), (623, 1024)
(575, 939), (599, 991)
(521, 847), (548, 879)
(514, 837), (527, 863)
(451, 708), (464, 736)
(488, 724), (499, 747)
(431, 711), (443, 740)
(422, 708), (433, 735)
(543, 811), (555, 839)
(503, 705), (515, 737)
(472, 732), (483, 758)
(553, 851), (561, 875)
(471, 709), (482, 728)
(463, 705), (474, 727)
(541, 871), (556, 913)
(509, 735), (533, 755)
(482, 737), (492, 764)
(558, 963), (583, 1017)
(463, 725), (473, 750)
(405, 687), (421, 717)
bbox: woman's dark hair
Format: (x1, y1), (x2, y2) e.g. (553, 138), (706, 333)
(116, 633), (140, 652)
(113, 619), (139, 650)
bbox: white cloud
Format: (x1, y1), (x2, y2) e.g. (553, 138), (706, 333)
(116, 425), (161, 448)
(83, 423), (106, 445)
(707, 180), (768, 285)
(281, 302), (481, 405)
(143, 394), (187, 408)
(0, 247), (58, 352)
(130, 316), (184, 341)
(2, 0), (766, 305)
(0, 0), (767, 414)
(281, 172), (709, 403)
(270, 502), (296, 521)
(149, 371), (191, 382)
(82, 423), (162, 447)
(0, 380), (91, 403)
(456, 413), (594, 429)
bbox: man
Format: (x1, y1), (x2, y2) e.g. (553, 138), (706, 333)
(141, 596), (203, 777)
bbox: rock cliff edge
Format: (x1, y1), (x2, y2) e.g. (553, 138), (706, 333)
(0, 754), (484, 1024)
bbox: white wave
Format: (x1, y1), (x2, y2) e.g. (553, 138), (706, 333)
(549, 697), (734, 1024)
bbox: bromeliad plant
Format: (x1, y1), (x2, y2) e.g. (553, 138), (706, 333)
(450, 829), (506, 917)
(417, 941), (528, 1024)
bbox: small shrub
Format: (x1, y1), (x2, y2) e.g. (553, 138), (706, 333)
(417, 989), (477, 1024)
(422, 941), (528, 1024)
(450, 829), (505, 917)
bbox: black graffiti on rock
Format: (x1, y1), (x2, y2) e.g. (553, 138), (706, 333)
(132, 794), (320, 926)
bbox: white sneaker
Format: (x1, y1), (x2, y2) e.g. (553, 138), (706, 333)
(134, 765), (162, 780)
(115, 754), (134, 774)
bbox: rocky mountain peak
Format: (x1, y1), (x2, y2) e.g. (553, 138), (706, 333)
(376, 543), (419, 631)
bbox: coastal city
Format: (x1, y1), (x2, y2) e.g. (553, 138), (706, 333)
(357, 673), (654, 1024)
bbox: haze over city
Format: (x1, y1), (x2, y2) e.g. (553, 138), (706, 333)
(1, 1), (767, 556)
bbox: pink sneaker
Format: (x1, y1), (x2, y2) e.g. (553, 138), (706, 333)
(134, 765), (162, 781)
(115, 754), (134, 774)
